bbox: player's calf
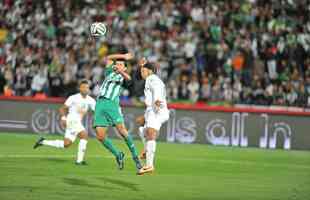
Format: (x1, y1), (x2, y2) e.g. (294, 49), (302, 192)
(34, 138), (65, 149)
(76, 131), (88, 164)
(115, 123), (143, 170)
(143, 128), (157, 171)
(96, 126), (124, 169)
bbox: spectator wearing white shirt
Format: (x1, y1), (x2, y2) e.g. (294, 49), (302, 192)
(187, 74), (200, 102)
(31, 68), (48, 95)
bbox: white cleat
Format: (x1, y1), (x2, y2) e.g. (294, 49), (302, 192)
(137, 166), (155, 175)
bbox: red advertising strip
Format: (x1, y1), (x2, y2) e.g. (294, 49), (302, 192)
(1, 95), (310, 116)
(0, 95), (64, 104)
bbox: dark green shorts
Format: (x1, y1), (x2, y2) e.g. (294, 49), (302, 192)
(93, 97), (124, 127)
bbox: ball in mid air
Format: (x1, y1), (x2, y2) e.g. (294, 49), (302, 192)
(90, 22), (107, 37)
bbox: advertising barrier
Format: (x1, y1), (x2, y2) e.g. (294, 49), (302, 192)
(0, 99), (309, 150)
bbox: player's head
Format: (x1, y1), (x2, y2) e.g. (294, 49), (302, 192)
(79, 80), (90, 97)
(114, 59), (126, 72)
(114, 46), (127, 72)
(140, 62), (157, 80)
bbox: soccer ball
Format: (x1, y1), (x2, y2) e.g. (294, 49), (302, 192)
(90, 22), (107, 37)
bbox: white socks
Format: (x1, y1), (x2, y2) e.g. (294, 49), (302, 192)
(146, 140), (156, 168)
(42, 140), (64, 148)
(77, 139), (88, 163)
(138, 126), (146, 150)
(41, 139), (87, 163)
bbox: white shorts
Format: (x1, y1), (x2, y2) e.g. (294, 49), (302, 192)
(64, 118), (85, 142)
(144, 108), (169, 131)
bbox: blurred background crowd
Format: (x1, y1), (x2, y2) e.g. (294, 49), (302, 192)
(0, 0), (310, 107)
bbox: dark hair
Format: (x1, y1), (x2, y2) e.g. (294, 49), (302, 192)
(114, 59), (126, 63)
(144, 62), (157, 73)
(118, 45), (128, 54)
(113, 59), (127, 68)
(79, 79), (90, 86)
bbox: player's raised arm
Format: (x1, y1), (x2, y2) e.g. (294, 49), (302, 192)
(105, 53), (133, 66)
(111, 53), (134, 81)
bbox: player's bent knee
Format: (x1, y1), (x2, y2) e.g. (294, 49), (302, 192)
(79, 131), (88, 139)
(118, 129), (128, 138)
(145, 128), (157, 140)
(96, 133), (106, 142)
(135, 115), (145, 126)
(116, 124), (128, 137)
(64, 139), (72, 148)
(95, 127), (107, 141)
(146, 134), (156, 141)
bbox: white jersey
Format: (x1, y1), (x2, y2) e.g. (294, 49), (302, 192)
(64, 93), (96, 121)
(144, 74), (169, 131)
(144, 74), (168, 112)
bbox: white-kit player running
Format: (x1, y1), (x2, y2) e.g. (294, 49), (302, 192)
(137, 60), (169, 175)
(33, 80), (96, 165)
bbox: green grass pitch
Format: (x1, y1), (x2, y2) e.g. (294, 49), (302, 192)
(0, 132), (310, 200)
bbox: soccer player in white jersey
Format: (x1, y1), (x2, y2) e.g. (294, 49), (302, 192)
(33, 80), (96, 165)
(137, 60), (170, 175)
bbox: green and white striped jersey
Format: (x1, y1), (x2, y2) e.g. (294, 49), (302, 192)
(98, 64), (124, 102)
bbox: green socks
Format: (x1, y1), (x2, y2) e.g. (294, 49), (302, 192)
(124, 134), (139, 158)
(102, 138), (120, 157)
(102, 134), (139, 159)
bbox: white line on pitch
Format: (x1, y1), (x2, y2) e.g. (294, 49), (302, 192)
(0, 154), (309, 169)
(0, 155), (111, 158)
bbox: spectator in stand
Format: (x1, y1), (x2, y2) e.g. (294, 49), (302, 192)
(274, 84), (286, 106)
(187, 73), (200, 102)
(3, 84), (14, 96)
(0, 70), (5, 94)
(31, 68), (48, 96)
(200, 73), (211, 101)
(177, 74), (190, 100)
(14, 66), (27, 96)
(33, 90), (47, 100)
(167, 79), (178, 101)
(296, 84), (308, 107)
(0, 0), (309, 108)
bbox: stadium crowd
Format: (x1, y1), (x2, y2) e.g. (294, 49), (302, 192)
(0, 0), (310, 107)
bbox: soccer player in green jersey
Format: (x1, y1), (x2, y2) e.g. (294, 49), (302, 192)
(94, 52), (142, 172)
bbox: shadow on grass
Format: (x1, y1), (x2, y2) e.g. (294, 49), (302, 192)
(97, 177), (140, 192)
(0, 185), (38, 192)
(63, 178), (118, 191)
(41, 158), (68, 163)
